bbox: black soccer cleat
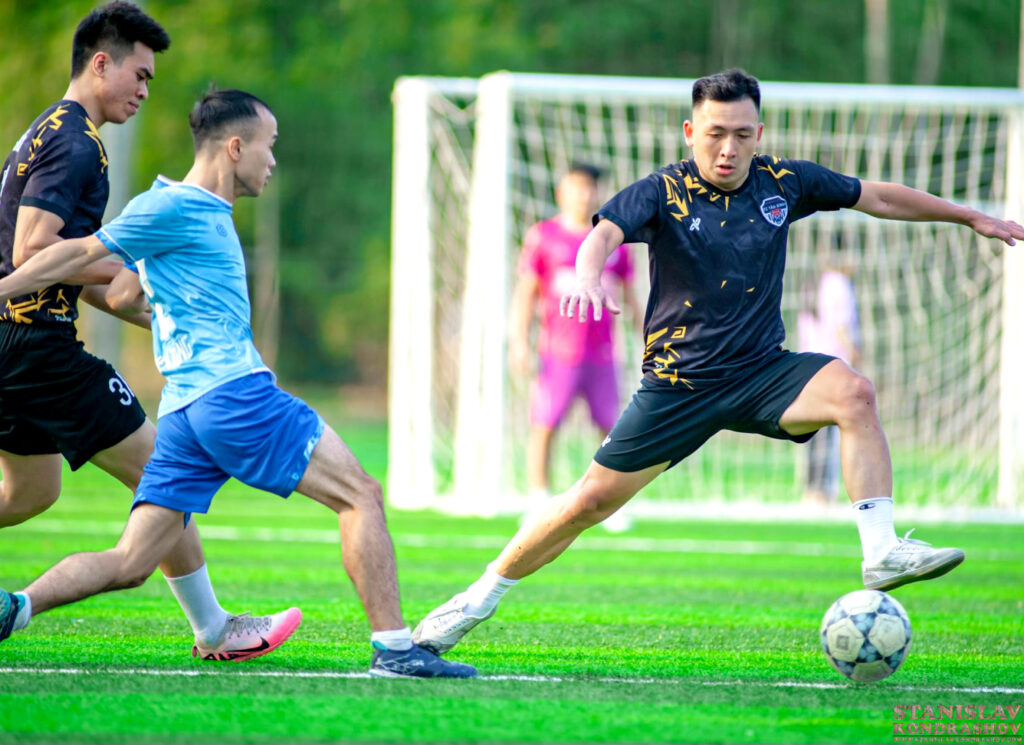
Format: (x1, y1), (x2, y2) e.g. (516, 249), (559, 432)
(369, 642), (478, 679)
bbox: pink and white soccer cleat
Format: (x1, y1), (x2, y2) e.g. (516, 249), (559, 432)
(192, 607), (302, 662)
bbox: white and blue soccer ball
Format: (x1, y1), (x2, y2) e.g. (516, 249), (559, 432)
(820, 589), (912, 682)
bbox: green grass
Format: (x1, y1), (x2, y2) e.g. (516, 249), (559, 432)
(0, 409), (1022, 744)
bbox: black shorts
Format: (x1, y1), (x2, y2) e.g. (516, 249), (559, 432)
(0, 322), (147, 470)
(594, 350), (835, 473)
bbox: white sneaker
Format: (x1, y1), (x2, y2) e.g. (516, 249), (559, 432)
(412, 593), (494, 655)
(192, 608), (302, 662)
(862, 530), (965, 591)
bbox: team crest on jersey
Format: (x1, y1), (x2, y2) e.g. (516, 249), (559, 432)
(759, 196), (788, 227)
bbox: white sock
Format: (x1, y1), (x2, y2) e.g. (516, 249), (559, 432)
(165, 564), (230, 646)
(371, 626), (413, 651)
(12, 592), (31, 632)
(854, 497), (899, 564)
(463, 565), (519, 616)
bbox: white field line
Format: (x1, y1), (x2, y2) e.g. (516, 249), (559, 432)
(13, 518), (1024, 560)
(0, 666), (1021, 694)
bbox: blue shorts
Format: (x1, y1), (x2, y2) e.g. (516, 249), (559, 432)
(134, 372), (324, 516)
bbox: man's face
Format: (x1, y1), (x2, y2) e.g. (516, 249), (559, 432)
(97, 42), (155, 124)
(683, 97), (762, 191)
(234, 108), (278, 198)
(556, 171), (599, 224)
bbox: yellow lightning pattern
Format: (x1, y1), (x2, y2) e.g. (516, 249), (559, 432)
(662, 174), (689, 221)
(644, 325), (694, 389)
(757, 157), (794, 195)
(82, 116), (108, 173)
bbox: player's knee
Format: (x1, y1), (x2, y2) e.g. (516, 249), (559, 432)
(357, 477), (385, 512)
(111, 551), (160, 590)
(835, 372), (878, 424)
(559, 486), (620, 529)
(114, 565), (155, 590)
(0, 486), (60, 526)
(328, 473), (384, 514)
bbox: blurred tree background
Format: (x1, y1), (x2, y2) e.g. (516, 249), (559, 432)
(0, 0), (1019, 390)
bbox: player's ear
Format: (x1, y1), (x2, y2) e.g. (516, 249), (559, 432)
(91, 52), (108, 78)
(683, 120), (695, 146)
(227, 136), (243, 162)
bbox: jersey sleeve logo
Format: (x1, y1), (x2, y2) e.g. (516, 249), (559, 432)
(759, 196), (788, 227)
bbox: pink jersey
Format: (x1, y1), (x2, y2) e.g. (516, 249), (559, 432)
(797, 270), (860, 363)
(518, 217), (634, 365)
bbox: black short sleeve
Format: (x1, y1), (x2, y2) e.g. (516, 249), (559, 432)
(20, 135), (98, 225)
(786, 160), (861, 222)
(595, 173), (661, 244)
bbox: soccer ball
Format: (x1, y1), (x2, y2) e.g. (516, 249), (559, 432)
(820, 589), (912, 682)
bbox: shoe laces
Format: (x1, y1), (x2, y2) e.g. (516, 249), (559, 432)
(896, 528), (931, 549)
(223, 612), (272, 638)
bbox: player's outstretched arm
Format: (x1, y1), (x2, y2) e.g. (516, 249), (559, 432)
(561, 219), (625, 323)
(0, 235), (113, 304)
(854, 180), (1024, 246)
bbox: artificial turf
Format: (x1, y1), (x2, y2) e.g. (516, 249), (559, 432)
(0, 435), (1021, 743)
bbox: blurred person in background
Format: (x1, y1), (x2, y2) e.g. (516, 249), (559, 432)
(797, 255), (861, 505)
(508, 164), (638, 532)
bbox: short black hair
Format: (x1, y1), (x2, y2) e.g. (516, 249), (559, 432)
(189, 88), (274, 150)
(71, 1), (170, 79)
(566, 162), (602, 183)
(692, 69), (761, 113)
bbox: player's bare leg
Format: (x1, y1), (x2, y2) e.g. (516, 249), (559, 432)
(22, 502), (188, 614)
(526, 424), (554, 495)
(414, 460), (665, 654)
(296, 425), (403, 631)
(780, 359), (891, 502)
(296, 424), (476, 677)
(0, 452), (62, 527)
(780, 359), (963, 590)
(591, 428), (633, 533)
(89, 421), (204, 577)
(498, 460), (664, 578)
(92, 421), (296, 658)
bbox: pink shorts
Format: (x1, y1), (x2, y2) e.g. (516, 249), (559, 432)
(529, 357), (621, 431)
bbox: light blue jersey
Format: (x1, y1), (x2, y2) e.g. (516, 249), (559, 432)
(97, 176), (269, 417)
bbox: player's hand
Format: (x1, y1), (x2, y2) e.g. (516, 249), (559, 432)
(970, 213), (1024, 246)
(560, 281), (621, 323)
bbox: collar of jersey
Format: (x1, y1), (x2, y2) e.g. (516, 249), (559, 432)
(155, 175), (233, 209)
(686, 157), (757, 198)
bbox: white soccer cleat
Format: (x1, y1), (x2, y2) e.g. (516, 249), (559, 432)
(862, 530), (965, 591)
(192, 608), (302, 662)
(412, 593), (495, 655)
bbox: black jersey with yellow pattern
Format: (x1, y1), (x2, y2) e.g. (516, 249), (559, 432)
(597, 155), (860, 387)
(0, 100), (110, 325)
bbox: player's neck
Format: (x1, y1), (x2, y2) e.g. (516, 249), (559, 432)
(63, 80), (107, 127)
(182, 161), (236, 205)
(557, 213), (591, 233)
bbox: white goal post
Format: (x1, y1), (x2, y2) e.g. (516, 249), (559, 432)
(388, 71), (1024, 518)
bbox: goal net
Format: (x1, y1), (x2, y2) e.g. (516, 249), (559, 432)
(388, 72), (1024, 518)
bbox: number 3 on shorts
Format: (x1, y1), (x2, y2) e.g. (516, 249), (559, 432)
(108, 373), (136, 406)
